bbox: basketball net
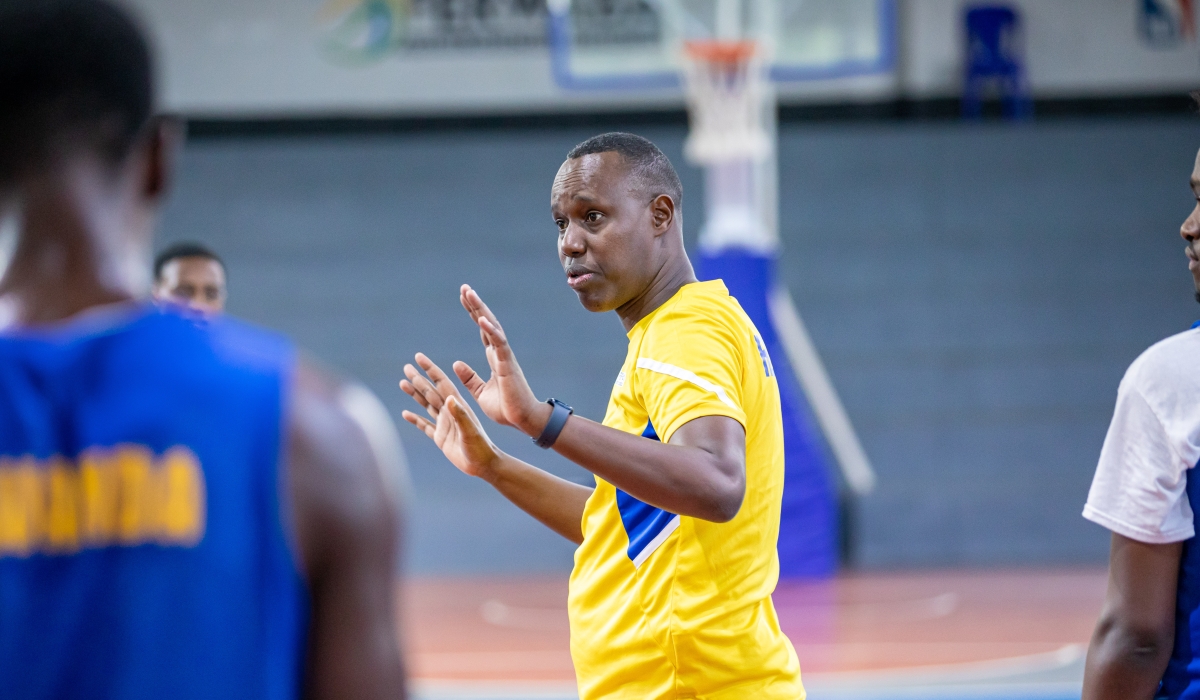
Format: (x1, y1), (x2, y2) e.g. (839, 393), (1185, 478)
(681, 40), (772, 165)
(682, 39), (776, 252)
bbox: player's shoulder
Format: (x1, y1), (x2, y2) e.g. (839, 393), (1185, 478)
(1121, 327), (1200, 399)
(147, 307), (296, 378)
(139, 303), (286, 344)
(648, 280), (747, 337)
(204, 312), (291, 359)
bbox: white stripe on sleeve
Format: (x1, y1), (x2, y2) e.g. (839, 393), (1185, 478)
(635, 358), (738, 410)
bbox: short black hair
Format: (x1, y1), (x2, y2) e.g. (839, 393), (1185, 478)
(566, 133), (683, 208)
(0, 0), (155, 183)
(154, 243), (224, 280)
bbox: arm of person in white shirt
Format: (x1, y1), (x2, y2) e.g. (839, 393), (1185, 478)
(1082, 534), (1181, 700)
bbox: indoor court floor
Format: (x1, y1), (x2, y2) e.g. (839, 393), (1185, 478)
(405, 569), (1105, 700)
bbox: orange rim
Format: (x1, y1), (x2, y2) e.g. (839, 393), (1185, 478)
(683, 39), (758, 64)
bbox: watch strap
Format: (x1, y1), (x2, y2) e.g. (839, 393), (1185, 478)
(533, 398), (573, 449)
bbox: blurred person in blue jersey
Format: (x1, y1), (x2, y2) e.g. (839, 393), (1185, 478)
(0, 2), (407, 698)
(152, 242), (227, 314)
(1082, 131), (1200, 698)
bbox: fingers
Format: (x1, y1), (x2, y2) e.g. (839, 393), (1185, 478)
(399, 378), (432, 412)
(460, 285), (505, 334)
(414, 352), (463, 400)
(477, 316), (514, 363)
(462, 287), (492, 349)
(445, 395), (480, 436)
(461, 286), (509, 358)
(401, 410), (436, 440)
(459, 284), (480, 322)
(454, 361), (487, 398)
(402, 363), (444, 417)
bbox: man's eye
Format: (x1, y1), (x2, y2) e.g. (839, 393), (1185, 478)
(586, 212), (602, 223)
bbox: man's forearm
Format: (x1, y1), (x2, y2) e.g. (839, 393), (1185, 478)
(520, 407), (742, 522)
(484, 452), (592, 545)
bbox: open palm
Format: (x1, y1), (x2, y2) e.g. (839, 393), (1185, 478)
(453, 284), (540, 431)
(401, 354), (501, 479)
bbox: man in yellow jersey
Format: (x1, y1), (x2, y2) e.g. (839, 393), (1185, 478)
(400, 132), (803, 699)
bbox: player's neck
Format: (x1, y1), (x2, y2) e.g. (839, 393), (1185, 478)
(616, 253), (698, 332)
(0, 171), (147, 327)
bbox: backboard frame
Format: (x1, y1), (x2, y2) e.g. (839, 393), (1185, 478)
(547, 0), (898, 91)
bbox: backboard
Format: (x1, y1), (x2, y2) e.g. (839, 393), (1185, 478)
(547, 0), (896, 90)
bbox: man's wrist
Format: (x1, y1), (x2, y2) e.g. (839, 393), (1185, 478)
(519, 400), (554, 438)
(477, 449), (510, 486)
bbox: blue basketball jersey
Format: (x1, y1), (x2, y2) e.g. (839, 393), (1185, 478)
(0, 304), (307, 699)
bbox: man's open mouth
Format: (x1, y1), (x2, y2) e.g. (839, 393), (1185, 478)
(566, 266), (596, 288)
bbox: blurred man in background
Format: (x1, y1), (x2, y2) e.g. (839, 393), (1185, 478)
(0, 1), (406, 698)
(153, 242), (227, 314)
(1081, 142), (1200, 698)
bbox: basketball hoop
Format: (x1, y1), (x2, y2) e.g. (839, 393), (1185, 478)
(681, 39), (772, 165)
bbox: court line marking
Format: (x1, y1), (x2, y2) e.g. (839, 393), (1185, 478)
(413, 679), (578, 700)
(479, 599), (566, 630)
(778, 591), (959, 621)
(412, 680), (1081, 700)
(411, 645), (1084, 697)
(414, 650), (574, 673)
(805, 682), (1081, 700)
(804, 643), (1085, 688)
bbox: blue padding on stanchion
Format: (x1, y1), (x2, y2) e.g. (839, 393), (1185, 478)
(697, 250), (838, 577)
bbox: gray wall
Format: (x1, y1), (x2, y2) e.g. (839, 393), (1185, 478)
(159, 116), (1200, 573)
(778, 118), (1200, 567)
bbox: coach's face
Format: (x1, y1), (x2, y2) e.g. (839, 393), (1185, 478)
(1183, 148), (1200, 297)
(551, 152), (662, 313)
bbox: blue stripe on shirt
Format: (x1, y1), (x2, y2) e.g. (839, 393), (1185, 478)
(615, 422), (678, 563)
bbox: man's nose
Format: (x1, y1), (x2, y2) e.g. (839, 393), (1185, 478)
(1183, 207), (1200, 242)
(560, 223), (585, 258)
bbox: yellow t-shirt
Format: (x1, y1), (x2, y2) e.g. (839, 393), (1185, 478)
(567, 280), (804, 700)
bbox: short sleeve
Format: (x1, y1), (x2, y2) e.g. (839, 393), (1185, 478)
(1083, 384), (1194, 544)
(633, 311), (748, 443)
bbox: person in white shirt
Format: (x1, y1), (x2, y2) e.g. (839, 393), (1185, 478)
(1082, 143), (1200, 700)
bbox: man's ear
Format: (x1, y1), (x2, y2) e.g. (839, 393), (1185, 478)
(139, 115), (186, 203)
(650, 194), (676, 235)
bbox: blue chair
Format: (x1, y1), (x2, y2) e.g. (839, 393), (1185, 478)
(962, 5), (1032, 120)
(1140, 0), (1194, 46)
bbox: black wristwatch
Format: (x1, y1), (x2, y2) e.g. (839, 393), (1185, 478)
(533, 398), (573, 449)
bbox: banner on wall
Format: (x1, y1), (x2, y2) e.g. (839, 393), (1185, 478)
(127, 0), (1200, 116)
(318, 0), (549, 59)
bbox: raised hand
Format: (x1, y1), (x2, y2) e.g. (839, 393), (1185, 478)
(453, 285), (545, 435)
(400, 353), (502, 480)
